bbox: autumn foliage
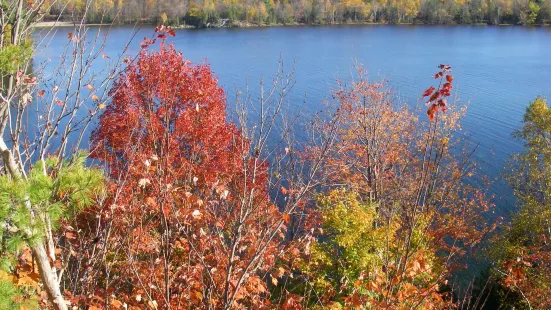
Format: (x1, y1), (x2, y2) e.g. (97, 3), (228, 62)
(87, 35), (286, 308)
(290, 65), (493, 309)
(4, 20), (542, 309)
(79, 47), (495, 308)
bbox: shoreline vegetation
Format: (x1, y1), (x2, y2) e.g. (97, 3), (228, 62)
(33, 20), (550, 28)
(38, 0), (551, 29)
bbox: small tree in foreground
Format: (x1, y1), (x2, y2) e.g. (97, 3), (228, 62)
(287, 65), (494, 309)
(490, 96), (551, 309)
(89, 34), (296, 308)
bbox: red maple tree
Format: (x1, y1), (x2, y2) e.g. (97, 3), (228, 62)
(89, 33), (285, 308)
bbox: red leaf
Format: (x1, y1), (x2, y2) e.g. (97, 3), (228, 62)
(23, 76), (37, 84)
(446, 75), (453, 82)
(422, 86), (435, 98)
(37, 90), (45, 98)
(427, 105), (437, 121)
(167, 29), (176, 36)
(141, 38), (155, 48)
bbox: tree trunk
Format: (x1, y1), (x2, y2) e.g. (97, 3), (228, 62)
(31, 243), (68, 310)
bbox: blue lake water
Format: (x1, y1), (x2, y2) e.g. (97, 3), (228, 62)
(34, 25), (551, 216)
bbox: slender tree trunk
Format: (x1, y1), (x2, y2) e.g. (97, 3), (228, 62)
(32, 243), (68, 310)
(12, 0), (24, 45)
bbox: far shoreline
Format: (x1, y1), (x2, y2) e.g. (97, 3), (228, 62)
(33, 20), (550, 29)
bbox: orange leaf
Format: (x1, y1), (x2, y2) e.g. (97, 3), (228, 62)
(65, 231), (77, 239)
(145, 197), (156, 206)
(110, 299), (124, 309)
(282, 213), (290, 223)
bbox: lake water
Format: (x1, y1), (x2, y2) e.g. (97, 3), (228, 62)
(34, 25), (551, 215)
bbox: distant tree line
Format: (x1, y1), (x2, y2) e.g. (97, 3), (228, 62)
(47, 0), (551, 26)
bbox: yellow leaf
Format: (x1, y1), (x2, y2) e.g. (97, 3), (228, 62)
(17, 276), (39, 288)
(0, 270), (16, 283)
(194, 291), (203, 300)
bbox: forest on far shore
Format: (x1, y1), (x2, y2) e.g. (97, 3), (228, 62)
(45, 0), (551, 27)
